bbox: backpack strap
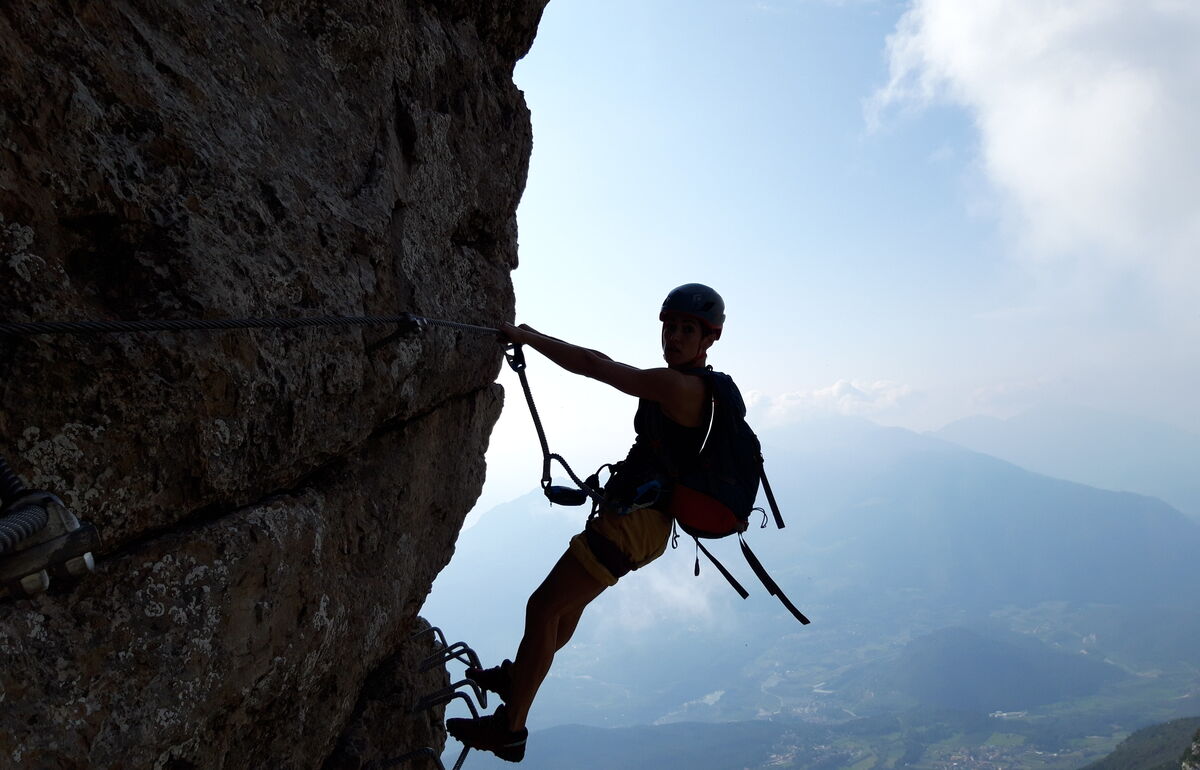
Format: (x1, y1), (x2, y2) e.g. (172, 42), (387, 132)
(695, 539), (749, 599)
(738, 535), (811, 625)
(759, 464), (785, 529)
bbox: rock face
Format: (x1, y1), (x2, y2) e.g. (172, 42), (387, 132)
(0, 0), (546, 767)
(1184, 728), (1200, 770)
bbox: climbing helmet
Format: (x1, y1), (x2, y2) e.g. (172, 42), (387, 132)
(659, 283), (725, 338)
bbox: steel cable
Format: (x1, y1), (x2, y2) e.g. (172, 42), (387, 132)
(0, 502), (48, 554)
(0, 315), (499, 553)
(0, 313), (498, 337)
(419, 318), (500, 336)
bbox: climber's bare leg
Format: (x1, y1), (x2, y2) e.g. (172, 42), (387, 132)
(504, 549), (607, 731)
(554, 604), (586, 652)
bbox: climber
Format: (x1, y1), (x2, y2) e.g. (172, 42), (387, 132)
(446, 283), (725, 763)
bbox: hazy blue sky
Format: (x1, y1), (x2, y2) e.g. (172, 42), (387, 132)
(477, 0), (1200, 513)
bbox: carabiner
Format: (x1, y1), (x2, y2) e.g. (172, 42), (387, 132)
(504, 343), (527, 372)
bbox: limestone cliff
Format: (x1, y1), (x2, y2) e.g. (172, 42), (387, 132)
(0, 0), (546, 767)
(1184, 728), (1200, 770)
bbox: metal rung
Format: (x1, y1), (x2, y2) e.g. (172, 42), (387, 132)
(407, 627), (487, 707)
(373, 743), (470, 770)
(419, 640), (481, 674)
(380, 687), (476, 770)
(413, 686), (480, 720)
(410, 627), (483, 674)
(414, 680), (486, 713)
(398, 688), (477, 770)
(393, 627), (484, 770)
(409, 625), (450, 650)
(371, 746), (446, 770)
(420, 686), (479, 768)
(452, 679), (487, 711)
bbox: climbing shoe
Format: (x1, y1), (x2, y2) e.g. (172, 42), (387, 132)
(446, 703), (527, 763)
(466, 658), (513, 703)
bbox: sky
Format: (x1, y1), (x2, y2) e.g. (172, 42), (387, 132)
(474, 0), (1200, 515)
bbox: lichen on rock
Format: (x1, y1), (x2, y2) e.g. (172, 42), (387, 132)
(0, 0), (547, 766)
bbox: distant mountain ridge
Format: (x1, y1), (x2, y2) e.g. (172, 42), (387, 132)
(932, 405), (1200, 517)
(759, 417), (1200, 611)
(429, 414), (1200, 764)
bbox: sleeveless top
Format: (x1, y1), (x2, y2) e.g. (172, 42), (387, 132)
(603, 376), (711, 508)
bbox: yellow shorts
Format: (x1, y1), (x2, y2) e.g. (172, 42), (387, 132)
(568, 507), (673, 587)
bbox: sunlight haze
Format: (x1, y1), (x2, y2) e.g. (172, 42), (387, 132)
(475, 0), (1200, 515)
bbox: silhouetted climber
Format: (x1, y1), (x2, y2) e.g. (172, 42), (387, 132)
(447, 284), (726, 762)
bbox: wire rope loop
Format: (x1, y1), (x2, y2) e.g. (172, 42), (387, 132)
(547, 454), (603, 505)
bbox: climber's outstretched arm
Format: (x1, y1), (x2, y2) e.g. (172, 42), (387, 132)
(500, 322), (701, 408)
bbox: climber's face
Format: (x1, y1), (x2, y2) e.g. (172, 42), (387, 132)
(661, 312), (714, 369)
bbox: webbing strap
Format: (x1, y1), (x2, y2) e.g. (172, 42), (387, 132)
(738, 535), (810, 625)
(503, 345), (551, 483)
(503, 344), (603, 505)
(759, 465), (785, 529)
(696, 540), (749, 599)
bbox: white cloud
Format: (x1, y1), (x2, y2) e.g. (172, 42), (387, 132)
(747, 379), (914, 426)
(869, 0), (1200, 300)
(598, 560), (723, 632)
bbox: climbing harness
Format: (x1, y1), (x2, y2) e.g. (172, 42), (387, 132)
(503, 343), (604, 508)
(0, 308), (500, 601)
(377, 625), (488, 770)
(503, 350), (811, 625)
(0, 455), (99, 598)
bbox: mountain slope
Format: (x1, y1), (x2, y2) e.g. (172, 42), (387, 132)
(1080, 716), (1200, 770)
(831, 626), (1128, 712)
(758, 420), (1200, 610)
(428, 416), (1200, 734)
(933, 405), (1200, 517)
